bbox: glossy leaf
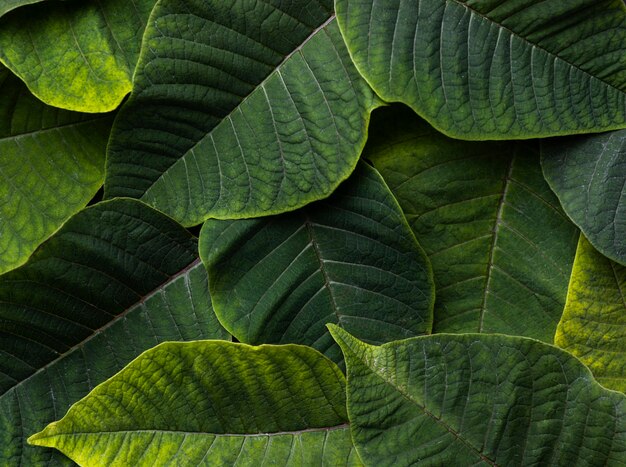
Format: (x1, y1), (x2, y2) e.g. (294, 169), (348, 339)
(365, 107), (579, 341)
(0, 0), (156, 112)
(0, 65), (112, 274)
(542, 129), (626, 266)
(29, 342), (361, 466)
(336, 0), (626, 140)
(105, 0), (380, 225)
(555, 236), (626, 393)
(0, 199), (229, 465)
(200, 163), (433, 364)
(330, 325), (626, 466)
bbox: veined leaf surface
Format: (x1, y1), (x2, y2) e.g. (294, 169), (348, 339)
(330, 326), (626, 466)
(0, 66), (111, 274)
(29, 342), (361, 466)
(0, 0), (156, 112)
(200, 163), (434, 364)
(336, 0), (626, 140)
(0, 199), (228, 465)
(542, 129), (626, 266)
(555, 236), (626, 393)
(105, 0), (380, 225)
(366, 107), (579, 341)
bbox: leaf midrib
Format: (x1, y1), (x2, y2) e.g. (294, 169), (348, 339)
(450, 0), (625, 95)
(0, 115), (108, 143)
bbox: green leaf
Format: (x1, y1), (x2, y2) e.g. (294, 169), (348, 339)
(365, 107), (579, 341)
(0, 199), (229, 465)
(0, 0), (43, 18)
(0, 65), (112, 274)
(104, 0), (380, 225)
(29, 342), (361, 466)
(0, 0), (156, 112)
(555, 236), (626, 393)
(336, 0), (626, 140)
(200, 163), (434, 364)
(542, 129), (626, 266)
(329, 325), (626, 466)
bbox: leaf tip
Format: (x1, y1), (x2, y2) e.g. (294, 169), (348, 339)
(327, 324), (365, 359)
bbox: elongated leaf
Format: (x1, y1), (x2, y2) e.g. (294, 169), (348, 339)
(555, 236), (626, 393)
(200, 163), (434, 364)
(330, 325), (626, 466)
(0, 199), (229, 466)
(365, 107), (579, 341)
(336, 0), (626, 140)
(0, 66), (112, 274)
(542, 129), (626, 266)
(0, 0), (43, 18)
(29, 342), (361, 466)
(0, 0), (156, 112)
(104, 0), (380, 225)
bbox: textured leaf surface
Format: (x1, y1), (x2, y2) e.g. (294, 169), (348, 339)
(555, 236), (626, 393)
(336, 0), (626, 139)
(542, 129), (626, 266)
(0, 0), (43, 18)
(0, 0), (155, 112)
(366, 107), (579, 341)
(105, 0), (380, 225)
(0, 199), (229, 466)
(0, 66), (111, 274)
(200, 163), (434, 364)
(330, 325), (626, 466)
(29, 342), (361, 466)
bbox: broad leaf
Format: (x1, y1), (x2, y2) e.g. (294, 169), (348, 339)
(200, 163), (434, 364)
(104, 0), (380, 225)
(0, 65), (112, 274)
(330, 325), (626, 466)
(542, 129), (626, 266)
(365, 107), (579, 341)
(336, 0), (626, 140)
(0, 199), (229, 465)
(29, 342), (361, 466)
(555, 236), (626, 393)
(0, 0), (43, 18)
(0, 0), (156, 112)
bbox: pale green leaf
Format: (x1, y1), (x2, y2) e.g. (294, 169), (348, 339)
(365, 107), (579, 341)
(104, 0), (380, 225)
(0, 0), (156, 112)
(200, 163), (434, 364)
(0, 199), (229, 466)
(29, 342), (361, 466)
(0, 65), (111, 274)
(336, 0), (626, 139)
(542, 129), (626, 266)
(330, 325), (626, 466)
(555, 235), (626, 393)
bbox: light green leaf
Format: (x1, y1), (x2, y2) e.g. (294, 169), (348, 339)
(0, 199), (229, 466)
(555, 236), (626, 393)
(29, 342), (361, 466)
(542, 129), (626, 266)
(329, 325), (626, 466)
(336, 0), (626, 140)
(0, 0), (43, 18)
(0, 65), (111, 274)
(365, 107), (579, 341)
(104, 0), (380, 225)
(0, 0), (156, 112)
(200, 163), (434, 364)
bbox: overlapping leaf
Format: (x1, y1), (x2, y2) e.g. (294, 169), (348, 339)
(0, 66), (112, 274)
(555, 236), (626, 393)
(336, 0), (626, 139)
(0, 0), (156, 112)
(29, 342), (361, 466)
(105, 0), (380, 225)
(365, 107), (579, 341)
(0, 0), (44, 18)
(0, 199), (228, 465)
(330, 326), (626, 466)
(200, 163), (434, 364)
(542, 129), (626, 265)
